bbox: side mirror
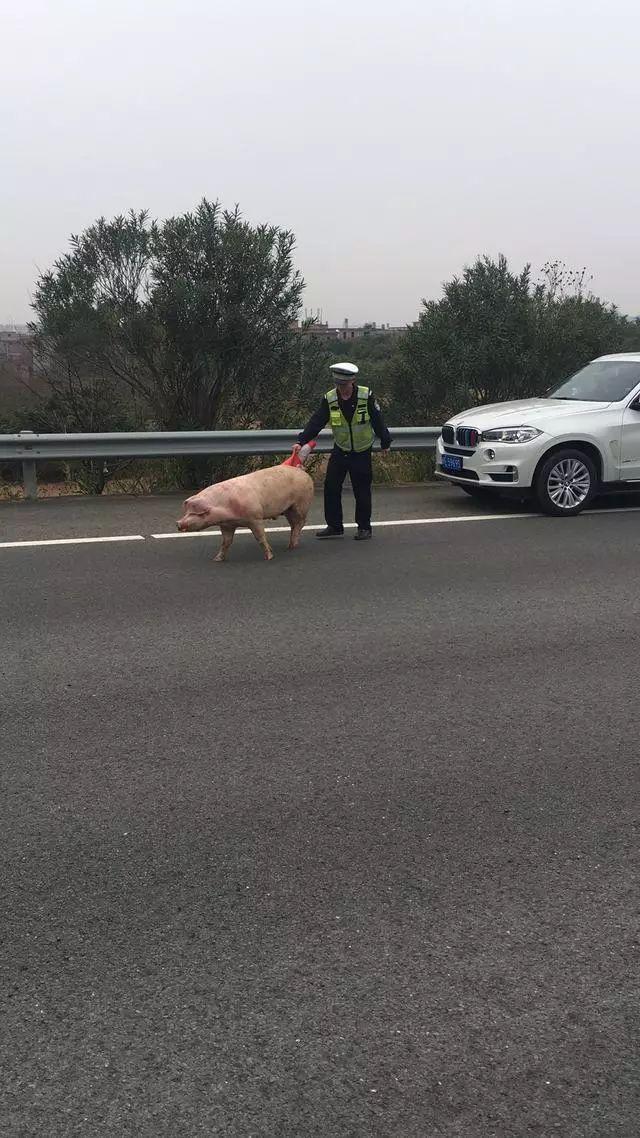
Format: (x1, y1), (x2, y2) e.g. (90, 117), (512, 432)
(630, 396), (640, 412)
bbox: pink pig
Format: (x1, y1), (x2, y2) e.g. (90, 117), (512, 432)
(176, 465), (315, 562)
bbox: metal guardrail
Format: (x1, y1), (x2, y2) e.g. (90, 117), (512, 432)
(0, 427), (441, 499)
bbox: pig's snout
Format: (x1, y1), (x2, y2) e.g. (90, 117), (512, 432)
(176, 508), (210, 533)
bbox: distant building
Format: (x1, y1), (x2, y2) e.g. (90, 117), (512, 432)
(295, 317), (407, 342)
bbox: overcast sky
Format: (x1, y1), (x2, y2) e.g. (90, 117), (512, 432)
(2, 0), (639, 326)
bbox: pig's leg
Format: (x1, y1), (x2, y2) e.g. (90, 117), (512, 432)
(248, 520), (274, 561)
(214, 524), (236, 563)
(285, 506), (306, 550)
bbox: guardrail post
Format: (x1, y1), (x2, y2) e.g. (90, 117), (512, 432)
(18, 431), (38, 499)
(22, 460), (38, 499)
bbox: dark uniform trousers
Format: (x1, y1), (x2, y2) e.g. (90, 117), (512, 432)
(324, 447), (373, 532)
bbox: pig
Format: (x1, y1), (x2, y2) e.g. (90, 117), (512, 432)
(176, 464), (315, 562)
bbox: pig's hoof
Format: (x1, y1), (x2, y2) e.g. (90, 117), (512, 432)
(214, 553), (227, 563)
(264, 551), (274, 561)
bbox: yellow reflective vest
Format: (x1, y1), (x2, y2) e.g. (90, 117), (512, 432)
(326, 385), (374, 452)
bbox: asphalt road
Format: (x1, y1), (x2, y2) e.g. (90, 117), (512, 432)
(2, 491), (640, 1136)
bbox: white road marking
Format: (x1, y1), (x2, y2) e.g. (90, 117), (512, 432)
(0, 535), (145, 549)
(1, 506), (638, 551)
(151, 507), (640, 539)
(151, 516), (531, 538)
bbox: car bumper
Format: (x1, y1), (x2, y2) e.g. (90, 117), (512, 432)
(435, 436), (545, 489)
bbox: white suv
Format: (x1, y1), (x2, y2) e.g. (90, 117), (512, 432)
(436, 354), (640, 515)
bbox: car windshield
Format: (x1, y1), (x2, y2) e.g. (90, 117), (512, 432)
(550, 360), (640, 402)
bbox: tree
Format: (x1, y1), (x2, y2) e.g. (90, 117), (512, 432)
(393, 254), (631, 424)
(532, 261), (633, 389)
(31, 200), (305, 485)
(253, 324), (331, 430)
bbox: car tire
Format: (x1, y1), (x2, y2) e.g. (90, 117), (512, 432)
(534, 449), (598, 516)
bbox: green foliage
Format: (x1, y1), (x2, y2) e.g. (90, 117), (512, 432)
(232, 322), (331, 430)
(393, 255), (632, 423)
(30, 200), (305, 485)
(618, 317), (640, 352)
(0, 407), (19, 433)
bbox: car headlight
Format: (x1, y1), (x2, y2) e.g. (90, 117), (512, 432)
(481, 427), (542, 443)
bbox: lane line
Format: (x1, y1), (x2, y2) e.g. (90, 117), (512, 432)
(151, 517), (532, 538)
(0, 535), (145, 549)
(151, 506), (640, 539)
(2, 505), (639, 551)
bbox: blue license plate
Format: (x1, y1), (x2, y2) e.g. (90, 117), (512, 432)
(442, 454), (463, 473)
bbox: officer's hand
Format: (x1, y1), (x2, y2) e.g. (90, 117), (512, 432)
(380, 447), (390, 455)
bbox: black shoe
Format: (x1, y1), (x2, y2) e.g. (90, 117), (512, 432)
(354, 528), (372, 541)
(316, 527), (344, 539)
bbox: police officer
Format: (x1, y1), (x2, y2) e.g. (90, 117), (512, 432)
(298, 362), (392, 540)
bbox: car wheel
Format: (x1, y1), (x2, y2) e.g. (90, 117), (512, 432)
(534, 449), (597, 516)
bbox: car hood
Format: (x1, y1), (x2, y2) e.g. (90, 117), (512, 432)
(447, 398), (609, 428)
